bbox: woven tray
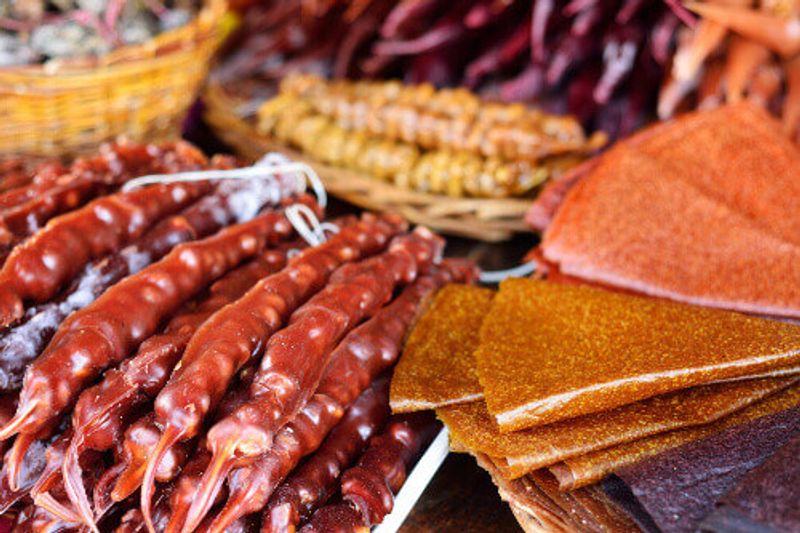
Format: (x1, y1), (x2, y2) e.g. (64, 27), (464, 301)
(203, 83), (532, 242)
(0, 0), (228, 158)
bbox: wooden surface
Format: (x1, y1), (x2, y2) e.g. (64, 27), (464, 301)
(400, 453), (522, 532)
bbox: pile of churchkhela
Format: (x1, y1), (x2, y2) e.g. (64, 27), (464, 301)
(0, 140), (478, 531)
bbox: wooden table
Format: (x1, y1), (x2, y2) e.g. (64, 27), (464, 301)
(400, 453), (522, 532)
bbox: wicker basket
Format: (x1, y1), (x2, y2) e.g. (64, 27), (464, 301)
(203, 83), (532, 242)
(0, 0), (228, 158)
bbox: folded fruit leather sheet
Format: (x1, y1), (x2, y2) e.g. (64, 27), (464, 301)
(476, 279), (800, 433)
(537, 104), (800, 318)
(552, 383), (800, 490)
(702, 433), (800, 533)
(605, 404), (800, 533)
(390, 284), (493, 411)
(439, 376), (795, 479)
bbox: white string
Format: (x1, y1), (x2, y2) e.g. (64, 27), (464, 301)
(479, 262), (537, 284)
(284, 204), (339, 248)
(121, 157), (328, 208)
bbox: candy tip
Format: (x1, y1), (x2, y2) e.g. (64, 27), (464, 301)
(62, 440), (97, 530)
(142, 425), (182, 533)
(0, 400), (38, 441)
(181, 446), (237, 533)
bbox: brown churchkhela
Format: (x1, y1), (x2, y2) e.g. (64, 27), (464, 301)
(201, 261), (475, 532)
(140, 213), (407, 531)
(261, 377), (391, 533)
(0, 142), (207, 254)
(0, 202), (308, 447)
(0, 169), (300, 392)
(60, 230), (310, 526)
(300, 411), (441, 532)
(186, 227), (444, 529)
(0, 179), (213, 329)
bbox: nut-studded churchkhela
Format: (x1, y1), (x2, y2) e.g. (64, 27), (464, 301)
(184, 228), (444, 530)
(0, 161), (65, 210)
(0, 142), (210, 250)
(200, 260), (477, 532)
(0, 158), (58, 194)
(300, 412), (441, 532)
(59, 252), (292, 527)
(0, 200), (311, 449)
(138, 213), (407, 531)
(107, 371), (252, 507)
(0, 165), (300, 392)
(262, 376), (391, 533)
(0, 179), (214, 329)
(258, 95), (574, 199)
(280, 73), (597, 160)
(61, 246), (294, 528)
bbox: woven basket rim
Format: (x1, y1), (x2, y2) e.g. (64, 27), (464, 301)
(0, 0), (226, 77)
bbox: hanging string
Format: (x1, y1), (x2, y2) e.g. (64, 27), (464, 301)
(478, 262), (537, 284)
(285, 204), (340, 251)
(121, 154), (327, 208)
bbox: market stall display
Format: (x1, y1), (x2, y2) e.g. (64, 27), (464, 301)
(1, 1), (800, 531)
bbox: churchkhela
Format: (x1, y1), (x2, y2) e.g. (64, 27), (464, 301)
(139, 213), (408, 529)
(261, 377), (391, 533)
(193, 227), (444, 511)
(183, 260), (476, 532)
(61, 247), (293, 528)
(0, 166), (304, 392)
(0, 141), (208, 252)
(0, 201), (308, 445)
(257, 75), (604, 199)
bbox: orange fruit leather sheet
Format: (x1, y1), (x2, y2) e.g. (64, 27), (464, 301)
(539, 104), (800, 318)
(549, 382), (800, 490)
(390, 284), (494, 412)
(438, 376), (796, 479)
(475, 279), (800, 432)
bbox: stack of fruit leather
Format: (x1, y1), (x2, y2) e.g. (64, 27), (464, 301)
(390, 279), (800, 532)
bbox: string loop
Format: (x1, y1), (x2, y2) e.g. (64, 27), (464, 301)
(285, 204), (339, 249)
(478, 262), (537, 284)
(121, 153), (327, 208)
